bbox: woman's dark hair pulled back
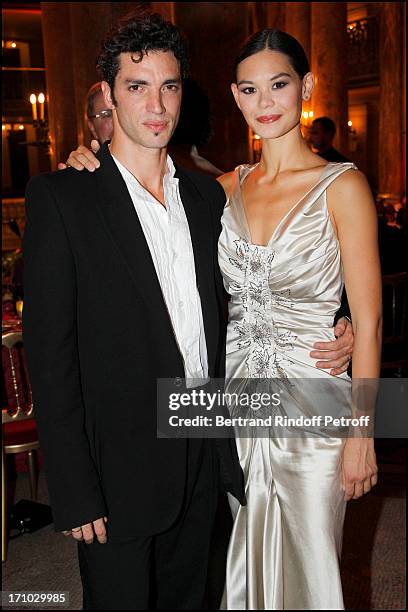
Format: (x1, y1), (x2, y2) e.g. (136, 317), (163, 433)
(233, 29), (310, 81)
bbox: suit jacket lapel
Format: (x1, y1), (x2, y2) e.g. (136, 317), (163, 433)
(175, 166), (217, 371)
(94, 142), (171, 322)
(94, 143), (217, 374)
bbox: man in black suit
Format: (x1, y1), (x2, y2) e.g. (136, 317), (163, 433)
(23, 12), (354, 610)
(23, 13), (244, 610)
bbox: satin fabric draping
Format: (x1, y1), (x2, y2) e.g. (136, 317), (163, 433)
(218, 162), (357, 610)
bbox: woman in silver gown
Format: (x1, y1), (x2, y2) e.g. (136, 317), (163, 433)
(218, 30), (381, 610)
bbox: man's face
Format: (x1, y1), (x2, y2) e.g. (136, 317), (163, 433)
(102, 50), (182, 150)
(309, 121), (332, 150)
(87, 91), (113, 143)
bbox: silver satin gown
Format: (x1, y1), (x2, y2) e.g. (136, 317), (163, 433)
(218, 161), (357, 610)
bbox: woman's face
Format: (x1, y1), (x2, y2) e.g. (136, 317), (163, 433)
(231, 48), (313, 139)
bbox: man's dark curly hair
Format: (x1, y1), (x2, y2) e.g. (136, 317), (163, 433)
(96, 12), (189, 98)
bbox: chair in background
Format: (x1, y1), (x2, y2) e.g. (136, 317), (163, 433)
(2, 331), (40, 562)
(381, 272), (408, 376)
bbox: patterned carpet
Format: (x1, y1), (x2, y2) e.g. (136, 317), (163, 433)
(2, 441), (406, 610)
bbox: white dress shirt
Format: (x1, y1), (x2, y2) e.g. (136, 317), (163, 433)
(111, 152), (209, 383)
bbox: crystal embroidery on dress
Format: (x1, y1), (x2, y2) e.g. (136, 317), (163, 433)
(228, 237), (297, 378)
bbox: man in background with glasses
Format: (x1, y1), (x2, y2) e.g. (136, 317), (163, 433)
(85, 82), (113, 145)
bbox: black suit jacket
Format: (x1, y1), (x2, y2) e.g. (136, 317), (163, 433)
(23, 142), (245, 536)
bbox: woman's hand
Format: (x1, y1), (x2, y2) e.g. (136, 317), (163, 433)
(57, 139), (101, 171)
(340, 438), (378, 501)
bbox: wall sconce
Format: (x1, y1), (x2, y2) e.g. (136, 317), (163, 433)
(30, 93), (38, 121)
(301, 109), (314, 143)
(249, 128), (262, 163)
(23, 92), (50, 152)
(38, 93), (45, 121)
(29, 92), (48, 127)
(301, 110), (314, 127)
(348, 120), (357, 152)
(1, 123), (26, 133)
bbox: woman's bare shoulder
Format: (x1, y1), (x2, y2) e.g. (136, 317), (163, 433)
(329, 167), (370, 200)
(328, 167), (375, 219)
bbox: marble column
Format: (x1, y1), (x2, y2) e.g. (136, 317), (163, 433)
(69, 3), (112, 147)
(284, 2), (311, 61)
(41, 2), (77, 168)
(378, 2), (403, 197)
(311, 2), (348, 155)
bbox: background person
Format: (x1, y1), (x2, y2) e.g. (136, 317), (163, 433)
(85, 82), (113, 144)
(310, 116), (351, 162)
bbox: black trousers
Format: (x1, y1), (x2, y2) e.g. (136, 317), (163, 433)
(78, 439), (219, 610)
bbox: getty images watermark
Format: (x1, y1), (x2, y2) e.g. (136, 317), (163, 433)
(157, 378), (408, 438)
(167, 388), (370, 429)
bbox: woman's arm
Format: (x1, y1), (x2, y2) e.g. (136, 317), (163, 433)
(328, 168), (382, 500)
(329, 169), (382, 378)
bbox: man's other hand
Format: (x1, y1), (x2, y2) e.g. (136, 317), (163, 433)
(310, 317), (354, 375)
(57, 140), (101, 171)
